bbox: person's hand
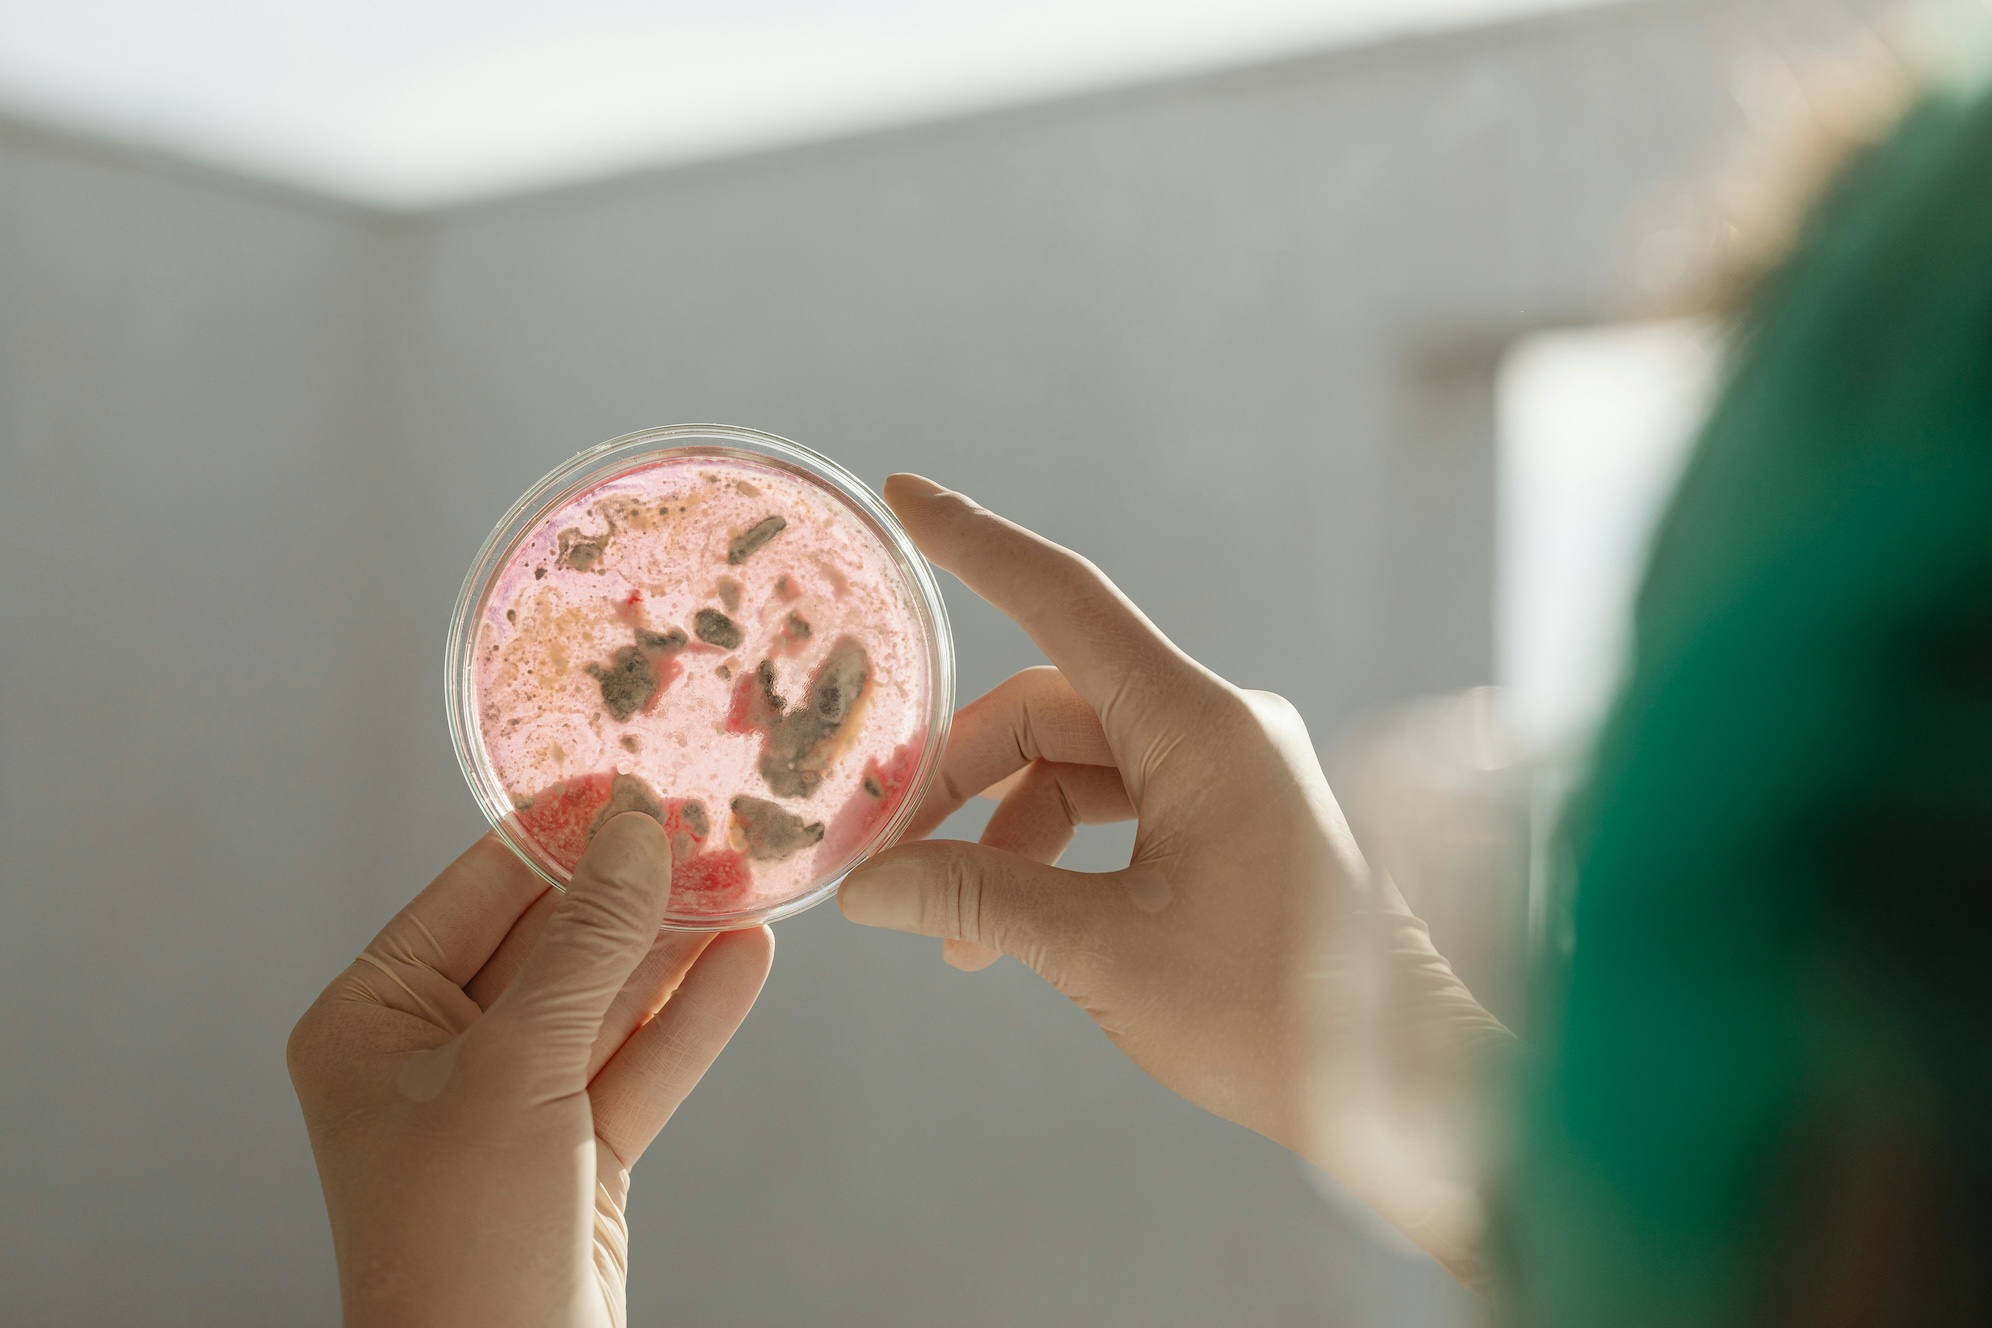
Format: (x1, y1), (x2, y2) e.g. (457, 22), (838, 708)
(838, 476), (1511, 1278)
(288, 815), (773, 1328)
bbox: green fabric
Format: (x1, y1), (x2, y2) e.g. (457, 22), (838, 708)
(1506, 86), (1992, 1325)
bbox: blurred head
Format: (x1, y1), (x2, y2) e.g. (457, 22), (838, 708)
(1502, 62), (1992, 1328)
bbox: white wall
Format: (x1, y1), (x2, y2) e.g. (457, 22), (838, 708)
(0, 119), (396, 1320)
(0, 1), (1882, 1324)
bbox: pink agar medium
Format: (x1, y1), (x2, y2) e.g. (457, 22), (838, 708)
(470, 453), (932, 922)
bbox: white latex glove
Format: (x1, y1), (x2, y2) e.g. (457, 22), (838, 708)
(840, 476), (1513, 1280)
(289, 814), (774, 1328)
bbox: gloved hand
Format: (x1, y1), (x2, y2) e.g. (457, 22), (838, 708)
(288, 814), (773, 1328)
(840, 476), (1513, 1279)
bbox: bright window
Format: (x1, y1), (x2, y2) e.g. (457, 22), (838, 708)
(1496, 320), (1721, 751)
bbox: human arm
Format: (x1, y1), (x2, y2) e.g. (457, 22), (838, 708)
(838, 475), (1514, 1279)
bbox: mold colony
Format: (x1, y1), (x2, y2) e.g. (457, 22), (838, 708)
(468, 453), (933, 922)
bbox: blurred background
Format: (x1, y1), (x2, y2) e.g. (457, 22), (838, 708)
(0, 0), (1916, 1323)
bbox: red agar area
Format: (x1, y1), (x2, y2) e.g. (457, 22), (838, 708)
(671, 849), (752, 909)
(816, 736), (922, 867)
(510, 771), (623, 871)
(725, 660), (787, 734)
(651, 654), (685, 701)
(508, 771), (757, 914)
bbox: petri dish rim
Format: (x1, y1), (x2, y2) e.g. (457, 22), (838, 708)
(445, 423), (955, 931)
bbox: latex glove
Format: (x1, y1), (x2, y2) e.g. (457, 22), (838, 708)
(288, 814), (774, 1328)
(838, 476), (1512, 1279)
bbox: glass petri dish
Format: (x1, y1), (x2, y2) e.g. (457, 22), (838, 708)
(447, 424), (954, 930)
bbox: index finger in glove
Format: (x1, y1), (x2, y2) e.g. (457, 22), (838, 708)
(883, 475), (1206, 749)
(905, 666), (1115, 840)
(479, 813), (676, 1089)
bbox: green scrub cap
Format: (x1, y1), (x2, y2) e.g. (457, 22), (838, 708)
(1503, 81), (1992, 1325)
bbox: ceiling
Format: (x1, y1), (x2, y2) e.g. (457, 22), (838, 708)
(0, 0), (1617, 208)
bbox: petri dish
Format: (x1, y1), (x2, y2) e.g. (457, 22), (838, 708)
(447, 424), (954, 930)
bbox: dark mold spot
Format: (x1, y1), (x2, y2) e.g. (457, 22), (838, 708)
(729, 795), (824, 861)
(805, 639), (868, 727)
(862, 775), (883, 798)
(586, 647), (657, 722)
(757, 637), (871, 799)
(557, 527), (608, 573)
(586, 627), (688, 721)
(716, 577), (742, 613)
(727, 515), (787, 565)
(506, 608), (517, 624)
(620, 733), (641, 754)
(588, 771), (666, 836)
(726, 659), (787, 733)
(660, 797), (713, 867)
(694, 608), (743, 650)
(534, 566), (548, 580)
